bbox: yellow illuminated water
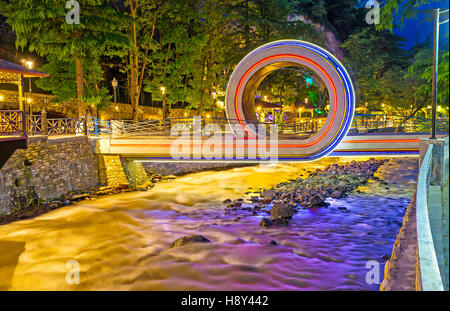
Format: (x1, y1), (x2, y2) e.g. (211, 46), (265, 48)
(0, 157), (418, 290)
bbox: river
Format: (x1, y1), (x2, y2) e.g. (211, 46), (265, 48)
(0, 156), (418, 291)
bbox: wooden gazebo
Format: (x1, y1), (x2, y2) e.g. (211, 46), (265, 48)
(293, 101), (316, 118)
(0, 58), (49, 112)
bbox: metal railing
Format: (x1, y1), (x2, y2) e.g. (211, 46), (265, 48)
(1, 111), (449, 138)
(416, 136), (449, 291)
(0, 110), (26, 136)
(352, 114), (449, 133)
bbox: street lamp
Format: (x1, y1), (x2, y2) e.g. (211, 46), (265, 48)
(112, 77), (118, 119)
(22, 60), (33, 115)
(160, 86), (167, 118)
(430, 8), (449, 139)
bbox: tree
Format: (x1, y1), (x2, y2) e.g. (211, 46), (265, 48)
(341, 27), (410, 109)
(377, 0), (438, 32)
(142, 0), (208, 118)
(407, 48), (449, 115)
(111, 0), (172, 120)
(1, 0), (127, 116)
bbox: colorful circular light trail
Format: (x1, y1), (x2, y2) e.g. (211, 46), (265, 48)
(225, 40), (355, 160)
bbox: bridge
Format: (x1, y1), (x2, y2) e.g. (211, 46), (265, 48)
(1, 110), (449, 165)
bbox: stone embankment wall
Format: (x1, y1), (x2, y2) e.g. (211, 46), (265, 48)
(97, 154), (149, 189)
(380, 190), (418, 291)
(0, 136), (256, 217)
(0, 136), (99, 216)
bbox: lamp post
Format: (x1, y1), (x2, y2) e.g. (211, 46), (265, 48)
(160, 86), (168, 119)
(298, 108), (302, 132)
(430, 8), (449, 138)
(112, 77), (118, 119)
(22, 60), (33, 115)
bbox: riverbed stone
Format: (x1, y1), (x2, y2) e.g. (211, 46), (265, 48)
(271, 201), (294, 219)
(262, 190), (275, 203)
(169, 235), (211, 248)
(309, 195), (324, 206)
(260, 218), (273, 227)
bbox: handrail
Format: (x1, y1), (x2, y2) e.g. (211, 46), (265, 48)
(416, 144), (445, 291)
(0, 110), (26, 136)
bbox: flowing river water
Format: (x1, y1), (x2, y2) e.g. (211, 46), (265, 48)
(0, 156), (418, 291)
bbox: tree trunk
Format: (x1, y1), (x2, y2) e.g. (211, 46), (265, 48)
(129, 48), (140, 120)
(74, 55), (85, 117)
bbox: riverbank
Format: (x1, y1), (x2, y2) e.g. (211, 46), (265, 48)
(0, 156), (418, 290)
(0, 162), (253, 226)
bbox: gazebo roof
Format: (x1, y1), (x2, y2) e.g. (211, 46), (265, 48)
(294, 101), (316, 110)
(0, 58), (49, 78)
(255, 97), (282, 108)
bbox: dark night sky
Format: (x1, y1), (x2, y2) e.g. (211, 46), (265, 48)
(393, 0), (449, 50)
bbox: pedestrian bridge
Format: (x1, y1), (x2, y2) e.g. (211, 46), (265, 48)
(93, 132), (443, 162)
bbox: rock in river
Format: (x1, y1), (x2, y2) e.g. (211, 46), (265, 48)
(169, 235), (211, 248)
(260, 218), (274, 227)
(271, 201), (294, 219)
(309, 195), (325, 207)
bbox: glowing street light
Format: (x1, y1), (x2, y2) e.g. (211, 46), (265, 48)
(21, 59), (34, 115)
(264, 96), (267, 102)
(0, 94), (4, 101)
(430, 8), (449, 138)
(111, 77), (118, 119)
(160, 86), (168, 118)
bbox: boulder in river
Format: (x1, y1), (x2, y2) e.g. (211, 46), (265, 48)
(271, 201), (294, 219)
(262, 190), (275, 203)
(309, 195), (325, 207)
(260, 218), (273, 227)
(169, 235), (211, 248)
(330, 190), (343, 199)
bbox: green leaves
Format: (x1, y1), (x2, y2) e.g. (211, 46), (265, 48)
(377, 0), (437, 32)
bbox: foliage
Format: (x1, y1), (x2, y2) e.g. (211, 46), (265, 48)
(36, 57), (111, 110)
(407, 49), (449, 111)
(341, 27), (410, 108)
(377, 0), (438, 32)
(1, 0), (128, 113)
